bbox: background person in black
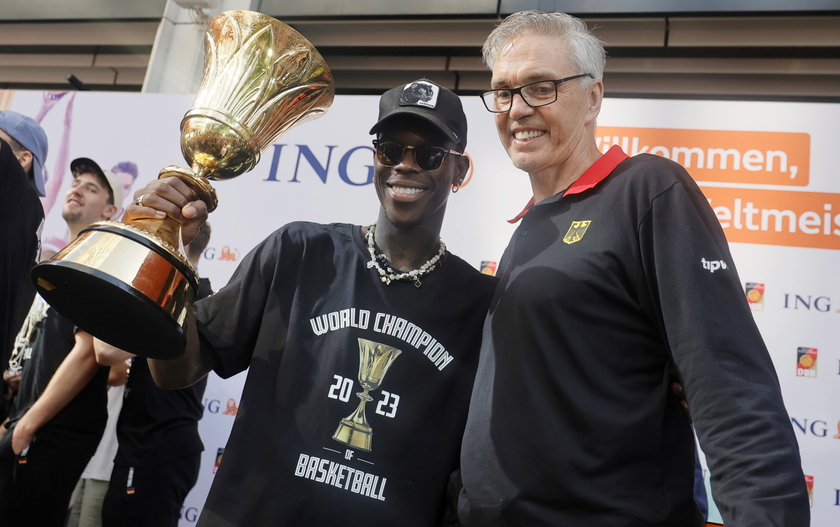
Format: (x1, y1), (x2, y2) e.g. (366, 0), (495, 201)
(122, 80), (496, 526)
(94, 222), (213, 527)
(0, 157), (122, 526)
(66, 362), (128, 527)
(0, 111), (48, 421)
(457, 10), (808, 527)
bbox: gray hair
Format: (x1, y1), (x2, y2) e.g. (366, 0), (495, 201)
(482, 10), (606, 86)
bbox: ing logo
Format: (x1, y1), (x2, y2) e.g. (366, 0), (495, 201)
(791, 417), (829, 438)
(783, 294), (833, 312)
(180, 506), (200, 523)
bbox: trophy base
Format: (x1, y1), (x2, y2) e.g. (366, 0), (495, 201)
(333, 419), (373, 451)
(31, 221), (198, 360)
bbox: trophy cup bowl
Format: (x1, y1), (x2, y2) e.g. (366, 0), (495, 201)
(30, 11), (334, 359)
(333, 338), (402, 451)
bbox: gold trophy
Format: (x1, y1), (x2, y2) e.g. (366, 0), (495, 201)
(333, 338), (402, 451)
(30, 11), (334, 359)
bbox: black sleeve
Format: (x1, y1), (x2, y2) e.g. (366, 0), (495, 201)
(639, 163), (809, 526)
(194, 231), (282, 378)
(192, 225), (302, 379)
(0, 139), (43, 383)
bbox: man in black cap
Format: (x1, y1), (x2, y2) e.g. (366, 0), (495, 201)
(0, 111), (49, 418)
(124, 79), (496, 526)
(0, 157), (122, 526)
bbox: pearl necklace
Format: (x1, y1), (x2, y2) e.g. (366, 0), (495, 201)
(365, 223), (446, 288)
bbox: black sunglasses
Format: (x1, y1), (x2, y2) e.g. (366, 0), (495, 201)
(373, 140), (465, 172)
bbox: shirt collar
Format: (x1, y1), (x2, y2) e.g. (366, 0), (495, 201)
(507, 145), (629, 223)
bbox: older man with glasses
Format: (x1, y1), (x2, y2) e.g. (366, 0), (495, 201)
(456, 10), (809, 527)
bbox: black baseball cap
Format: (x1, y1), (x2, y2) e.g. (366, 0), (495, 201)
(369, 79), (467, 151)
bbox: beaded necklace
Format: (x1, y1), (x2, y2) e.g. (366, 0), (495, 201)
(365, 223), (446, 288)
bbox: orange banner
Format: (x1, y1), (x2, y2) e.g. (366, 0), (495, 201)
(597, 126), (810, 186)
(702, 187), (840, 250)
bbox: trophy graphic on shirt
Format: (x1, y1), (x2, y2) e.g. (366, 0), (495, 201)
(30, 11), (334, 359)
(333, 338), (402, 451)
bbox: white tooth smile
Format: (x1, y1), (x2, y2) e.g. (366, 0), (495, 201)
(392, 186), (423, 195)
(514, 130), (545, 140)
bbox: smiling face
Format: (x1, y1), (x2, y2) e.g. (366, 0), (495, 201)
(491, 33), (603, 186)
(62, 172), (117, 231)
(373, 118), (468, 230)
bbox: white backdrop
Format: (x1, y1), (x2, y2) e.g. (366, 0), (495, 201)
(6, 89), (839, 525)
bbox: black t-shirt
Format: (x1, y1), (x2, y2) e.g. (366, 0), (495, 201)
(194, 222), (496, 527)
(9, 303), (108, 455)
(114, 278), (213, 466)
(0, 138), (43, 417)
(115, 356), (207, 466)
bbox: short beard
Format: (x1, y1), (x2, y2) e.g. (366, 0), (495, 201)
(61, 207), (81, 225)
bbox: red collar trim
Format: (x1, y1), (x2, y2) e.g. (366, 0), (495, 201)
(507, 145), (628, 223)
(565, 145), (628, 196)
(507, 197), (534, 224)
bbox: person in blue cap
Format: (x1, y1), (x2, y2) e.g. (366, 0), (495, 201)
(0, 111), (49, 420)
(0, 110), (49, 197)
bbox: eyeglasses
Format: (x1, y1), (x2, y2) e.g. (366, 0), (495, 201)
(372, 140), (465, 172)
(479, 74), (594, 113)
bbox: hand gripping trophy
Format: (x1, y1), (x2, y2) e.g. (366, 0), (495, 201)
(30, 11), (334, 359)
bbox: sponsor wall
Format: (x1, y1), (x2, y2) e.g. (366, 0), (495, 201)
(4, 89), (838, 525)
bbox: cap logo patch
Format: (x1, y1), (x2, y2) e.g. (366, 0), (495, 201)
(399, 81), (439, 109)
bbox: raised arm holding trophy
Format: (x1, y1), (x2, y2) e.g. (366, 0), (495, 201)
(27, 8), (497, 525)
(31, 11), (334, 359)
